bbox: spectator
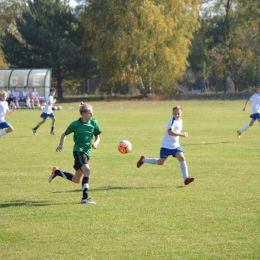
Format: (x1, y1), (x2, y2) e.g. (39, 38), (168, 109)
(30, 87), (41, 109)
(4, 86), (13, 108)
(11, 86), (20, 109)
(198, 82), (205, 92)
(21, 86), (31, 109)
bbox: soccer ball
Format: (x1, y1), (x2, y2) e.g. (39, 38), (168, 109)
(118, 140), (132, 154)
(52, 106), (58, 110)
(57, 106), (62, 110)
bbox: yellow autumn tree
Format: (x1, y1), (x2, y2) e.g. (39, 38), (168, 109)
(81, 0), (201, 94)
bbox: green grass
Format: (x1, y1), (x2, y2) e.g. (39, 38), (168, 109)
(0, 100), (259, 260)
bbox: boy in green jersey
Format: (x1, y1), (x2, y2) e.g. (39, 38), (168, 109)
(49, 102), (101, 204)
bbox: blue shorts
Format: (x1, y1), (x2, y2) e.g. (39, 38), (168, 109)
(250, 113), (260, 120)
(160, 147), (184, 158)
(40, 112), (55, 119)
(0, 121), (10, 129)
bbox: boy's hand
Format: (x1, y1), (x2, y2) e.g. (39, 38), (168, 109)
(182, 132), (188, 138)
(56, 144), (63, 152)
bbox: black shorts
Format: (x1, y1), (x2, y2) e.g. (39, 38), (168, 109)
(73, 151), (90, 171)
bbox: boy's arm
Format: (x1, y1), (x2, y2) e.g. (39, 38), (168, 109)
(92, 134), (100, 149)
(168, 129), (188, 138)
(242, 99), (249, 111)
(6, 106), (16, 114)
(56, 132), (66, 152)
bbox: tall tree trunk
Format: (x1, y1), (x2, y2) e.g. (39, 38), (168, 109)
(56, 69), (63, 99)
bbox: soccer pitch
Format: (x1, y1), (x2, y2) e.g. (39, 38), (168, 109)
(0, 100), (259, 260)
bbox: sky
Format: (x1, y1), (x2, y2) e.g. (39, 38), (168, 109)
(69, 0), (77, 7)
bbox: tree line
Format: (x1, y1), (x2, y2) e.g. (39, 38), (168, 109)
(0, 0), (259, 98)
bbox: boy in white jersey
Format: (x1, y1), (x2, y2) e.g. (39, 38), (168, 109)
(11, 86), (20, 109)
(32, 88), (56, 135)
(21, 86), (31, 109)
(4, 86), (13, 108)
(137, 105), (194, 186)
(30, 87), (41, 109)
(0, 91), (16, 138)
(237, 85), (260, 138)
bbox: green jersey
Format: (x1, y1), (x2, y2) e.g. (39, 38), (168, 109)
(65, 118), (101, 156)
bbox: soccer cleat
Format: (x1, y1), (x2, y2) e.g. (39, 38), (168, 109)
(184, 177), (194, 185)
(32, 128), (37, 136)
(237, 131), (241, 138)
(50, 131), (56, 135)
(48, 166), (59, 183)
(81, 198), (96, 205)
(137, 156), (145, 168)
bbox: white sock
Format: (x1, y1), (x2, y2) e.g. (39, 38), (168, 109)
(239, 124), (250, 133)
(143, 158), (158, 164)
(180, 161), (188, 180)
(0, 131), (7, 137)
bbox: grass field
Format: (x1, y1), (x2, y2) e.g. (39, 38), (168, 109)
(0, 100), (259, 260)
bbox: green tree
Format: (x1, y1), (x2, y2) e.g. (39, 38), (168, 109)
(81, 0), (201, 95)
(0, 0), (28, 67)
(237, 0), (260, 86)
(192, 0), (260, 92)
(1, 0), (95, 98)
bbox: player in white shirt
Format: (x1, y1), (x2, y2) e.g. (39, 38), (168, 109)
(21, 86), (31, 108)
(4, 86), (13, 108)
(136, 105), (194, 186)
(0, 91), (16, 138)
(237, 84), (260, 138)
(32, 88), (57, 135)
(4, 86), (11, 99)
(30, 87), (41, 109)
(11, 86), (21, 109)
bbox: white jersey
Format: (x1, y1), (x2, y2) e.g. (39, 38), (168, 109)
(31, 90), (39, 99)
(0, 100), (9, 123)
(12, 90), (20, 100)
(161, 117), (182, 149)
(43, 95), (53, 114)
(22, 90), (30, 98)
(249, 93), (260, 114)
(6, 90), (11, 98)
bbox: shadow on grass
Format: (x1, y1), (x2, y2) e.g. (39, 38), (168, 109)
(52, 185), (185, 193)
(182, 141), (229, 146)
(0, 200), (51, 208)
(53, 186), (150, 193)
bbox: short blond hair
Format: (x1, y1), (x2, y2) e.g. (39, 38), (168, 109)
(0, 90), (7, 97)
(173, 105), (182, 111)
(79, 102), (93, 114)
